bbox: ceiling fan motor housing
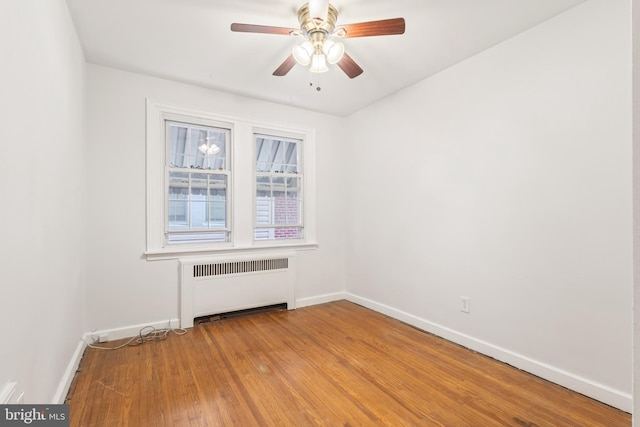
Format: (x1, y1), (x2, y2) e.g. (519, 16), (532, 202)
(297, 3), (339, 45)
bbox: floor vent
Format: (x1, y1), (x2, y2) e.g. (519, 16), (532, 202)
(193, 258), (289, 278)
(194, 303), (287, 325)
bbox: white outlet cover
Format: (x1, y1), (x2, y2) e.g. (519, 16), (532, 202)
(461, 296), (471, 313)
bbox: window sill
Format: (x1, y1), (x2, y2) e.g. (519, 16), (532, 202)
(144, 242), (319, 261)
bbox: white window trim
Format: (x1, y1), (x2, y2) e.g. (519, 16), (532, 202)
(145, 99), (317, 260)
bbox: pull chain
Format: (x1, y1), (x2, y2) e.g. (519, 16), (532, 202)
(309, 73), (322, 91)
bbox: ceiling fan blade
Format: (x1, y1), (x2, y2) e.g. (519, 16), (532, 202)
(273, 54), (298, 76)
(337, 18), (405, 38)
(337, 52), (363, 79)
(231, 23), (297, 36)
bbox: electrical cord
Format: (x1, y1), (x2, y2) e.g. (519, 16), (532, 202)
(87, 323), (188, 350)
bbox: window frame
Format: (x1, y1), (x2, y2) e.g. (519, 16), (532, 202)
(165, 119), (232, 244)
(145, 100), (317, 260)
(254, 132), (305, 242)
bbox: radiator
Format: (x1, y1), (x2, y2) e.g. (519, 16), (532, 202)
(180, 253), (296, 328)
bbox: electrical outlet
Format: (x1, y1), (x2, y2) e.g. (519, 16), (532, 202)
(461, 296), (471, 314)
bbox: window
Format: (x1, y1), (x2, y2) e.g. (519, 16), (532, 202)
(255, 135), (303, 240)
(146, 100), (317, 259)
(166, 121), (230, 244)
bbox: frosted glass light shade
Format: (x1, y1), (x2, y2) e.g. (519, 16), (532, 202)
(292, 41), (314, 66)
(322, 40), (344, 64)
(309, 53), (328, 73)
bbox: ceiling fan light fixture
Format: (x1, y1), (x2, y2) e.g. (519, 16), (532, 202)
(322, 39), (344, 64)
(231, 2), (405, 79)
(292, 41), (314, 66)
(309, 53), (329, 73)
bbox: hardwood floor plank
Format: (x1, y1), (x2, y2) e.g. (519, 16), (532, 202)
(66, 301), (630, 426)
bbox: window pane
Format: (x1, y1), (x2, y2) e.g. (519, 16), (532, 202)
(285, 143), (298, 173)
(256, 175), (270, 197)
(209, 174), (227, 193)
(256, 175), (272, 228)
(256, 200), (273, 226)
(168, 172), (189, 229)
(169, 126), (187, 167)
(255, 138), (272, 172)
(208, 201), (225, 226)
(209, 175), (227, 229)
(286, 177), (301, 225)
(189, 201), (207, 228)
(255, 227), (302, 240)
(168, 122), (227, 171)
(168, 172), (189, 199)
(190, 173), (207, 197)
(168, 201), (188, 229)
(275, 227), (302, 239)
(256, 137), (299, 173)
(272, 177), (286, 225)
(190, 175), (208, 228)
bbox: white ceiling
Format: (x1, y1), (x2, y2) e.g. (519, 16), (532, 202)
(66, 0), (585, 116)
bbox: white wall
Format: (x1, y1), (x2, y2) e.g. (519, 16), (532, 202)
(85, 65), (347, 333)
(346, 0), (632, 410)
(0, 0), (86, 403)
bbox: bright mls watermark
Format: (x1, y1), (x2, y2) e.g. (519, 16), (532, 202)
(0, 405), (68, 426)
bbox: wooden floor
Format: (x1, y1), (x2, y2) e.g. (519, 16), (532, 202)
(66, 300), (630, 426)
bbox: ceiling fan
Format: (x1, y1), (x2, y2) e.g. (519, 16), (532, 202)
(230, 0), (405, 79)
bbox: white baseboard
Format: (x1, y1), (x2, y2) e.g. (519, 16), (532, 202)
(83, 318), (181, 344)
(296, 291), (347, 308)
(53, 339), (86, 404)
(344, 292), (632, 413)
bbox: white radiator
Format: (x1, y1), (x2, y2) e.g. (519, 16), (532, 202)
(180, 253), (296, 328)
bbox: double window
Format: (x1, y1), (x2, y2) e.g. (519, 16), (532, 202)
(146, 101), (316, 258)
